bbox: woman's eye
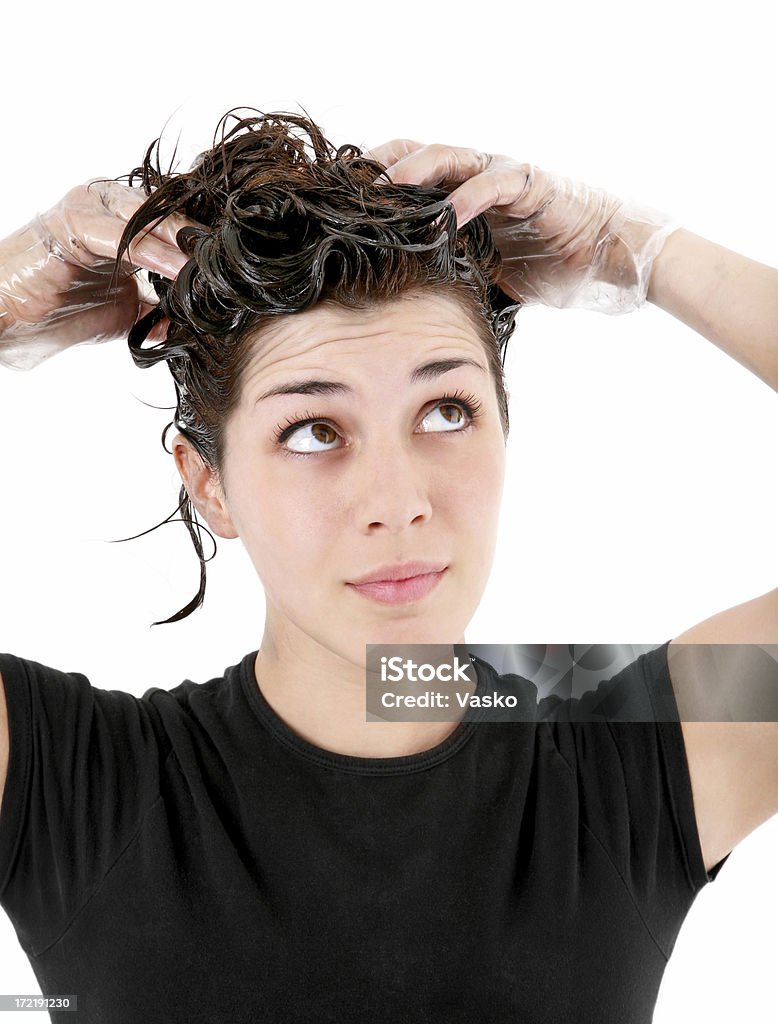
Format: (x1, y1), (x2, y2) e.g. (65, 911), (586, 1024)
(275, 394), (480, 457)
(418, 401), (470, 433)
(283, 421), (341, 454)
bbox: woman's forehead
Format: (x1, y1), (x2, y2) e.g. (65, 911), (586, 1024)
(241, 292), (487, 384)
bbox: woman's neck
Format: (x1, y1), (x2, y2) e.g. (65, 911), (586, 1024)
(253, 623), (471, 759)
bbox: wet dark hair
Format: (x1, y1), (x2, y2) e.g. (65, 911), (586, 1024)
(114, 108), (520, 626)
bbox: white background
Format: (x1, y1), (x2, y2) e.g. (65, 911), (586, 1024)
(1, 0), (776, 1019)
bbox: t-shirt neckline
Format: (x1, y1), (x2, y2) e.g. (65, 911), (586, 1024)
(238, 649), (491, 776)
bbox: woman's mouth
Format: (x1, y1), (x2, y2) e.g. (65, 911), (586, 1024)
(346, 568), (448, 605)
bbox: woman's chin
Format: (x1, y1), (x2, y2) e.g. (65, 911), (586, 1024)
(360, 617), (467, 649)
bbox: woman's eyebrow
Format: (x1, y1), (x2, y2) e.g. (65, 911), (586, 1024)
(254, 357), (487, 404)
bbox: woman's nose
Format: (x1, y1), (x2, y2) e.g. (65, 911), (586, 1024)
(352, 440), (434, 534)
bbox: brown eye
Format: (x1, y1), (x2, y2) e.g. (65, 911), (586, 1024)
(418, 399), (472, 434)
(440, 403), (465, 425)
(281, 420), (342, 454)
(311, 423), (336, 444)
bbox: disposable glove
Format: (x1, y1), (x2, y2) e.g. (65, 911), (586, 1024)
(0, 180), (188, 371)
(365, 141), (681, 314)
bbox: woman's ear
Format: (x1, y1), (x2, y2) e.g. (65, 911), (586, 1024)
(172, 433), (239, 540)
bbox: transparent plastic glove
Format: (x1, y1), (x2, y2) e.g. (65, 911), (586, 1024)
(365, 141), (682, 315)
(0, 180), (190, 371)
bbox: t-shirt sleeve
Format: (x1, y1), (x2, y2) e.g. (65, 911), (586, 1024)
(0, 653), (171, 956)
(540, 641), (730, 959)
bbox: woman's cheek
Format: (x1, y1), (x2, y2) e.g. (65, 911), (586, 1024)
(458, 443), (505, 510)
(257, 466), (336, 551)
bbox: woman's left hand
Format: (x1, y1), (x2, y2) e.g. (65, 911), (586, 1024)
(365, 140), (680, 315)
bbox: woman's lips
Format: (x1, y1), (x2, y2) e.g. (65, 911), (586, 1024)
(346, 568), (447, 605)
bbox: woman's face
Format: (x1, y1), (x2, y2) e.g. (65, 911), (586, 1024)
(175, 290), (507, 669)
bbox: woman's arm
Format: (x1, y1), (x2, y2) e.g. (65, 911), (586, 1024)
(647, 228), (778, 393)
(669, 597), (778, 874)
(645, 229), (778, 874)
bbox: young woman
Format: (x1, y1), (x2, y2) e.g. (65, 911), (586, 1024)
(0, 110), (776, 1024)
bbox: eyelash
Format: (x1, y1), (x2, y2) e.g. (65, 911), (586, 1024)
(272, 389), (484, 458)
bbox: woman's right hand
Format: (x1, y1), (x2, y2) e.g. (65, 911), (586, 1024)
(0, 180), (193, 371)
(367, 140), (680, 315)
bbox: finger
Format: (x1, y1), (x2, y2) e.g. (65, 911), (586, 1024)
(445, 162), (538, 228)
(86, 179), (203, 241)
(73, 211), (190, 279)
(362, 139), (425, 171)
(84, 179), (202, 263)
(377, 143), (493, 188)
(125, 232), (190, 279)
